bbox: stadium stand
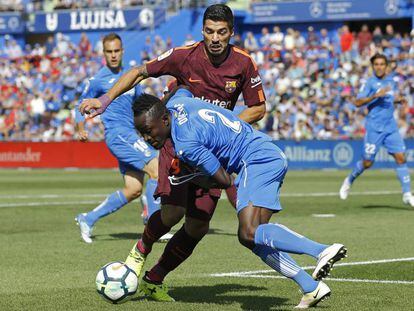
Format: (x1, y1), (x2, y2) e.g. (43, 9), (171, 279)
(1, 1), (414, 142)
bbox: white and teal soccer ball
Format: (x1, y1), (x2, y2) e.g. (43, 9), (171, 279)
(96, 261), (138, 304)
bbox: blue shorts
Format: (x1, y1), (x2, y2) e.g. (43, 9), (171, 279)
(105, 128), (158, 175)
(363, 129), (406, 161)
(235, 141), (288, 213)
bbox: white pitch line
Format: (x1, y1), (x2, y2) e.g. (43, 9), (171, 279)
(221, 274), (414, 285)
(0, 189), (401, 200)
(280, 190), (401, 197)
(210, 257), (414, 277)
(0, 201), (101, 208)
(0, 194), (107, 199)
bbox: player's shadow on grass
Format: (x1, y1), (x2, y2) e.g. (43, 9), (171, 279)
(167, 283), (290, 310)
(362, 204), (412, 211)
(208, 228), (237, 237)
(98, 229), (235, 241)
(94, 232), (142, 240)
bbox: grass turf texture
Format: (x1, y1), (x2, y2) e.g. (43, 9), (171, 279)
(0, 169), (413, 310)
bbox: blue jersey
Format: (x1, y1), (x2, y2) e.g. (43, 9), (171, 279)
(75, 66), (142, 131)
(357, 74), (398, 133)
(167, 89), (273, 176)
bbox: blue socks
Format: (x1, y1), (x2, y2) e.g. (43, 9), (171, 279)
(253, 245), (318, 293)
(85, 190), (128, 226)
(145, 179), (160, 218)
(252, 223), (327, 293)
(254, 223), (328, 259)
(396, 163), (411, 194)
(349, 160), (411, 193)
(84, 179), (160, 227)
(348, 160), (365, 184)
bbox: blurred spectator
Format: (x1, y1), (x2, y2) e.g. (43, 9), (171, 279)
(78, 33), (92, 58)
(340, 25), (354, 62)
(357, 24), (372, 53)
(244, 32), (259, 53)
(183, 34), (196, 46)
(1, 22), (414, 142)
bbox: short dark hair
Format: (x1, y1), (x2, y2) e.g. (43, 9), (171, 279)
(370, 53), (388, 65)
(133, 93), (166, 119)
(203, 4), (234, 30)
(103, 33), (122, 47)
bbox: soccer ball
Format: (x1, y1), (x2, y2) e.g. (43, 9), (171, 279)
(95, 261), (138, 304)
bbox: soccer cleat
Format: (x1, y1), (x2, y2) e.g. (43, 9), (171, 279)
(402, 192), (414, 207)
(75, 213), (93, 244)
(295, 281), (331, 309)
(124, 244), (147, 277)
(339, 177), (351, 200)
(139, 276), (175, 302)
(158, 232), (173, 243)
(312, 243), (347, 280)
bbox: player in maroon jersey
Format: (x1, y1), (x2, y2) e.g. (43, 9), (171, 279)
(80, 4), (266, 301)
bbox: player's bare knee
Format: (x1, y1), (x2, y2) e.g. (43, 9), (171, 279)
(363, 160), (373, 169)
(123, 187), (142, 202)
(144, 159), (158, 180)
(393, 153), (406, 164)
(237, 226), (256, 250)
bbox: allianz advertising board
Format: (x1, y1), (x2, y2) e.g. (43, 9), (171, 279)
(275, 140), (414, 169)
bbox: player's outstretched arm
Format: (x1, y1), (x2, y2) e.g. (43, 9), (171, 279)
(210, 166), (234, 189)
(237, 103), (266, 124)
(355, 86), (390, 107)
(79, 65), (149, 118)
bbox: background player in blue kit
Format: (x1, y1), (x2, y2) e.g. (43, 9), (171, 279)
(74, 33), (169, 243)
(132, 88), (347, 308)
(339, 54), (414, 206)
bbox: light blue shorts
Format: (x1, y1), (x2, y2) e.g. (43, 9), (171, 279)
(105, 128), (157, 175)
(235, 141), (288, 213)
(363, 129), (405, 161)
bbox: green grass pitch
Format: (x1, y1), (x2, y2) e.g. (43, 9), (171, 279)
(0, 169), (413, 310)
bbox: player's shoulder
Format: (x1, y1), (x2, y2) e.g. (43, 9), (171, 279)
(89, 67), (110, 83)
(174, 41), (203, 55)
(231, 45), (257, 69)
(165, 41), (201, 58)
(364, 76), (377, 86)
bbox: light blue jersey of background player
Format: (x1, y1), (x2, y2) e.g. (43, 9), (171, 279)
(339, 53), (414, 206)
(74, 33), (161, 244)
(133, 88), (347, 308)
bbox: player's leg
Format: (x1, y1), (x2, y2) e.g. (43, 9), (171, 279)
(140, 186), (217, 301)
(236, 152), (343, 307)
(385, 130), (414, 206)
(75, 130), (155, 229)
(225, 184), (237, 209)
(125, 141), (188, 276)
(140, 157), (160, 223)
(340, 130), (380, 199)
(75, 163), (147, 242)
(238, 205), (326, 299)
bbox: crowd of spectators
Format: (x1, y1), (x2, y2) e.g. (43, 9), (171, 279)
(0, 0), (181, 12)
(1, 23), (414, 142)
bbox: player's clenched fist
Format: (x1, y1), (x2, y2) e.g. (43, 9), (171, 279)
(79, 94), (111, 118)
(79, 98), (102, 117)
(77, 130), (89, 142)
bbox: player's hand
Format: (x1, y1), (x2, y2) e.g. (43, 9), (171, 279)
(373, 86), (391, 99)
(77, 130), (89, 142)
(79, 98), (103, 118)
